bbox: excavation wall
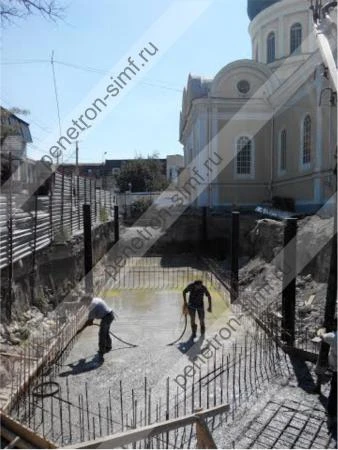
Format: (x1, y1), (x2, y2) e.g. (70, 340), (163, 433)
(0, 221), (115, 326)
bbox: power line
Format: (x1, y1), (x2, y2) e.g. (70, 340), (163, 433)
(1, 58), (183, 92)
(1, 59), (49, 65)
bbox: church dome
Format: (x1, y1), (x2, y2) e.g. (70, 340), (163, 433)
(247, 0), (282, 20)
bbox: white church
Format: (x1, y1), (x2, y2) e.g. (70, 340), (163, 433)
(179, 0), (337, 213)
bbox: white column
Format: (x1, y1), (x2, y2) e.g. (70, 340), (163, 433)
(278, 15), (284, 59)
(198, 112), (208, 207)
(211, 105), (219, 207)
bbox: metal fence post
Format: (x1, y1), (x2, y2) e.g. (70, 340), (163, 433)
(231, 211), (239, 303)
(99, 187), (102, 219)
(30, 195), (38, 303)
(202, 206), (208, 250)
(83, 204), (93, 294)
(281, 218), (297, 346)
(84, 177), (87, 204)
(89, 178), (92, 222)
(114, 206), (119, 243)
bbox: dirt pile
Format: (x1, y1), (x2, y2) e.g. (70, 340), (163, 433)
(239, 214), (334, 343)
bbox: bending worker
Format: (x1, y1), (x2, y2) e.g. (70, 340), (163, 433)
(183, 280), (212, 338)
(82, 296), (115, 356)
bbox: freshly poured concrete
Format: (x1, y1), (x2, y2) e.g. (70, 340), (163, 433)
(31, 287), (232, 445)
(58, 288), (229, 388)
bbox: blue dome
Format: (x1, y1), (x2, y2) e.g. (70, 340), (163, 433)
(247, 0), (282, 20)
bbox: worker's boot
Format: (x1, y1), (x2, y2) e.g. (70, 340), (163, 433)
(191, 324), (197, 339)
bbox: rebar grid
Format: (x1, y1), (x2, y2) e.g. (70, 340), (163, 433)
(11, 319), (282, 448)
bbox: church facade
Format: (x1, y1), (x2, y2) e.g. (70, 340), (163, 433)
(179, 0), (337, 212)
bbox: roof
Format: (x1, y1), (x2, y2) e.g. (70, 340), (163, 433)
(0, 106), (30, 126)
(247, 0), (282, 20)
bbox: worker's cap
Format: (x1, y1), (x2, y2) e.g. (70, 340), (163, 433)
(194, 280), (203, 285)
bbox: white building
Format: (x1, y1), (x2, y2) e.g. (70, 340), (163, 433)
(179, 0), (337, 213)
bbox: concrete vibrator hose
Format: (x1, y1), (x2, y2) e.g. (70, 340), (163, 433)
(167, 303), (189, 346)
(92, 323), (138, 348)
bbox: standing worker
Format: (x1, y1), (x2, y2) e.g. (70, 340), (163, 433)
(183, 280), (212, 339)
(82, 296), (115, 357)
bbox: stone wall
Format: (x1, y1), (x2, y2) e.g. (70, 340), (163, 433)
(147, 212), (258, 258)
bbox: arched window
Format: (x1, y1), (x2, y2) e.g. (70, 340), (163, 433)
(302, 115), (311, 165)
(290, 23), (302, 54)
(279, 129), (287, 172)
(267, 32), (276, 63)
(236, 137), (253, 175)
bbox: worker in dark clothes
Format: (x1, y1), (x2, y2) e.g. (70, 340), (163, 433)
(183, 280), (212, 338)
(82, 297), (115, 356)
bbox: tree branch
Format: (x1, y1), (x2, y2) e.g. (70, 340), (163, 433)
(1, 0), (65, 24)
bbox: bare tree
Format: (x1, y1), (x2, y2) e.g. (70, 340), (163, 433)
(0, 0), (65, 24)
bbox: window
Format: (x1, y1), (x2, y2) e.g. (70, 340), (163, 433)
(237, 80), (250, 94)
(279, 129), (287, 172)
(236, 136), (252, 175)
(290, 23), (302, 54)
(267, 32), (276, 63)
(302, 115), (311, 165)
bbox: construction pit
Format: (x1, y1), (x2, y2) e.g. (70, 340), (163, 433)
(3, 257), (274, 447)
(3, 256), (336, 449)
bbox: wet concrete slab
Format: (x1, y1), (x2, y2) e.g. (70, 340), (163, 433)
(58, 287), (228, 386)
(42, 287), (234, 443)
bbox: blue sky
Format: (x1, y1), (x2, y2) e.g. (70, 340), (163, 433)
(2, 0), (251, 162)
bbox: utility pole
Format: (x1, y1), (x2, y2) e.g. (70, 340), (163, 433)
(51, 50), (62, 165)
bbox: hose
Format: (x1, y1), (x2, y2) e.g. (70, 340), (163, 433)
(32, 381), (60, 397)
(93, 323), (138, 348)
(167, 315), (188, 346)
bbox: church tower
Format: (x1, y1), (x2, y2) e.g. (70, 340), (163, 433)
(247, 0), (282, 20)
